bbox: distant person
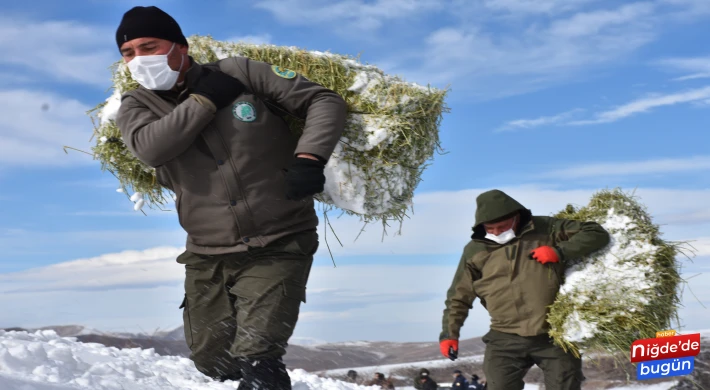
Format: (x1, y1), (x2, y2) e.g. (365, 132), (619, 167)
(438, 189), (610, 390)
(452, 370), (469, 388)
(413, 368), (431, 389)
(367, 372), (395, 389)
(346, 369), (359, 383)
(469, 374), (486, 390)
(418, 373), (438, 390)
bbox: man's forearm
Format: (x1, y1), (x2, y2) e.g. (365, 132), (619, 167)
(555, 219), (611, 261)
(117, 95), (215, 167)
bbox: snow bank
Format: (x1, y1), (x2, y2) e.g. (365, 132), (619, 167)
(0, 330), (377, 390)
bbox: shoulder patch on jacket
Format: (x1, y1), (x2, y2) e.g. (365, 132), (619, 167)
(271, 65), (297, 79)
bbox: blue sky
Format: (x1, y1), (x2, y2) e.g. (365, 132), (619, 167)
(0, 0), (709, 343)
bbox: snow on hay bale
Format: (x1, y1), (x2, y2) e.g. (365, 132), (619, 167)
(85, 35), (449, 226)
(547, 188), (691, 359)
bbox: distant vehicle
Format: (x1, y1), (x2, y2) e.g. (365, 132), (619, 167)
(437, 382), (453, 389)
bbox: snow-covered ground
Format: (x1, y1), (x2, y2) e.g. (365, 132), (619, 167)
(0, 330), (684, 389)
(0, 330), (376, 390)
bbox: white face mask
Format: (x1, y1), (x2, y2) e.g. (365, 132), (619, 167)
(485, 216), (517, 244)
(127, 43), (184, 90)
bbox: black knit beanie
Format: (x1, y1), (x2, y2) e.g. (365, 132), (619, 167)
(115, 6), (188, 51)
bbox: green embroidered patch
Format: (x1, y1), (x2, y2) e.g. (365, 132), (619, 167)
(271, 65), (297, 79)
(232, 101), (257, 122)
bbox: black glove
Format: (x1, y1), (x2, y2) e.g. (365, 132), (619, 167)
(191, 69), (245, 109)
(283, 158), (326, 200)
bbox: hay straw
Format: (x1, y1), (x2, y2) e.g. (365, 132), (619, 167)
(82, 35), (449, 229)
(546, 188), (690, 360)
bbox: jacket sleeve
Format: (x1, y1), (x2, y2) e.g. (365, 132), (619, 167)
(220, 57), (347, 161)
(551, 218), (611, 262)
(115, 94), (216, 167)
(440, 249), (479, 341)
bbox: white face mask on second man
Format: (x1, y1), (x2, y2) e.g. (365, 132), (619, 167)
(127, 43), (184, 90)
(485, 216), (517, 244)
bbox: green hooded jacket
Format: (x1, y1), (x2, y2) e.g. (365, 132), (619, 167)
(440, 190), (610, 340)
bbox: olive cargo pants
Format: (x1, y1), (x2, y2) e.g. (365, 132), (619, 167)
(177, 230), (317, 380)
(482, 329), (583, 390)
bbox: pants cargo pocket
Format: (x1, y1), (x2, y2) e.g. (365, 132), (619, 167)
(282, 280), (307, 304)
(230, 276), (306, 358)
(274, 280), (305, 347)
(180, 294), (194, 349)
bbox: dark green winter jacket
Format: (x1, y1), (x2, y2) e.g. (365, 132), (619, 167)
(440, 190), (610, 339)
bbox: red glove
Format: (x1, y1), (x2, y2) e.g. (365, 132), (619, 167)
(440, 339), (458, 360)
(530, 246), (560, 264)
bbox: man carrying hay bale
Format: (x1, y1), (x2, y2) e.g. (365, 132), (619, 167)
(113, 6), (347, 390)
(438, 189), (611, 390)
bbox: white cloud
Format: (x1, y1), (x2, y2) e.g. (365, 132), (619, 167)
(253, 0), (442, 31)
(0, 17), (115, 87)
(245, 1), (710, 99)
(315, 186), (710, 259)
(0, 89), (96, 167)
(0, 228), (186, 258)
(546, 2), (656, 38)
(0, 72), (40, 87)
(496, 109), (583, 131)
(686, 237), (710, 257)
(661, 210), (710, 226)
(657, 0), (710, 18)
(567, 86), (710, 124)
(654, 55), (710, 81)
(386, 2), (659, 98)
(226, 34), (272, 45)
(0, 247), (185, 294)
(539, 156), (710, 179)
(501, 85), (710, 129)
(5, 185), (710, 285)
(1, 185), (709, 341)
(674, 73), (710, 81)
(2, 185), (708, 266)
(0, 248), (707, 342)
(478, 0), (599, 15)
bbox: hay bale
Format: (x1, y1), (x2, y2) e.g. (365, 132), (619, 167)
(547, 188), (689, 359)
(86, 35), (449, 226)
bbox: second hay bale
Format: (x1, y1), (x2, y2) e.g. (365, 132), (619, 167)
(547, 188), (687, 359)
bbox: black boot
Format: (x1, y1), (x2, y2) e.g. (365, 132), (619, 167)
(216, 371), (243, 382)
(235, 357), (292, 390)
